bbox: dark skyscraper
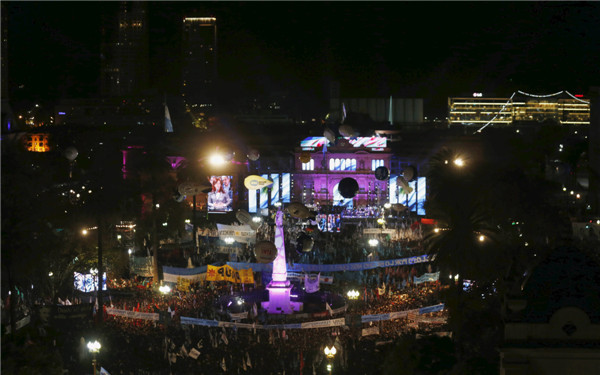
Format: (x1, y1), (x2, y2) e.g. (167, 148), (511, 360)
(1, 2), (9, 100)
(181, 17), (217, 128)
(101, 1), (149, 97)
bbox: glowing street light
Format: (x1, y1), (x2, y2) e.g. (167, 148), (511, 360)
(209, 153), (226, 166)
(87, 340), (101, 375)
(368, 238), (379, 247)
(346, 290), (360, 300)
(159, 285), (171, 294)
(324, 345), (337, 359)
(478, 235), (485, 242)
(453, 158), (464, 167)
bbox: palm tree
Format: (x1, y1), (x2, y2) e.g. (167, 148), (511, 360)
(136, 135), (178, 282)
(422, 148), (507, 367)
(423, 148), (505, 283)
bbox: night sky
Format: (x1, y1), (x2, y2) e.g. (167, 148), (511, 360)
(4, 1), (600, 117)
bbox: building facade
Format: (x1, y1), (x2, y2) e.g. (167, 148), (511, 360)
(181, 17), (217, 127)
(448, 91), (590, 128)
(100, 1), (149, 97)
(293, 136), (393, 209)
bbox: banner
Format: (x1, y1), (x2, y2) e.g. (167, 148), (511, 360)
(362, 326), (380, 336)
(418, 304), (445, 315)
(106, 308), (159, 321)
(217, 224), (256, 244)
(163, 265), (207, 283)
(111, 303), (444, 329)
(130, 256), (153, 277)
(363, 228), (397, 235)
(206, 265), (254, 284)
(4, 316), (31, 334)
(300, 318), (346, 329)
(229, 312), (248, 320)
(414, 271), (440, 284)
(227, 254), (432, 273)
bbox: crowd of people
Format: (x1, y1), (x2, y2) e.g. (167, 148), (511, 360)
(84, 271), (447, 375)
(2, 214), (451, 374)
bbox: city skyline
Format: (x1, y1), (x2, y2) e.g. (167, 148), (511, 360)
(4, 1), (600, 118)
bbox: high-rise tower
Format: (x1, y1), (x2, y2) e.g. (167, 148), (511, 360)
(101, 1), (149, 97)
(181, 17), (217, 127)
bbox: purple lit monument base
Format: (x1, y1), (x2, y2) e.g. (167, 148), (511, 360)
(261, 210), (303, 314)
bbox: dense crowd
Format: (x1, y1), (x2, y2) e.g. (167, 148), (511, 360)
(3, 215), (450, 374)
(88, 274), (447, 375)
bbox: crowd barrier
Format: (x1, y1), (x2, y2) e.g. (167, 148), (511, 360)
(106, 303), (445, 330)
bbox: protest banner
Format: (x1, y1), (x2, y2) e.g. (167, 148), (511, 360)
(206, 265), (254, 284)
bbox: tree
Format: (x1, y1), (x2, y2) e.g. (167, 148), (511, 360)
(382, 334), (456, 375)
(136, 134), (179, 282)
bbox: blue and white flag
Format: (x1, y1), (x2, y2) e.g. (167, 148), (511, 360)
(304, 273), (320, 293)
(165, 104), (174, 133)
(414, 271), (440, 284)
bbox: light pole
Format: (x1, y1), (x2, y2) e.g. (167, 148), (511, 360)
(324, 345), (337, 373)
(87, 340), (101, 375)
(82, 223), (104, 325)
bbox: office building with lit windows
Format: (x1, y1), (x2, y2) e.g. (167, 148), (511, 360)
(182, 17), (217, 125)
(100, 1), (149, 97)
(448, 91), (590, 128)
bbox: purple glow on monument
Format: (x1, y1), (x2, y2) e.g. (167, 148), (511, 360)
(271, 210), (287, 283)
(263, 209), (298, 314)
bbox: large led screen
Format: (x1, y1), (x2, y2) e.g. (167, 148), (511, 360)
(389, 176), (426, 216)
(208, 175), (233, 213)
(316, 214), (341, 232)
(74, 272), (107, 292)
(249, 173), (291, 213)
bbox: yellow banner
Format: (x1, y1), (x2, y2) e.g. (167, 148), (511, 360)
(206, 265), (254, 284)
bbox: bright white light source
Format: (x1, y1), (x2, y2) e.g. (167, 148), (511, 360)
(209, 154), (225, 166)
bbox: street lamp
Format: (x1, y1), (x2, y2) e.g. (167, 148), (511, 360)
(87, 340), (101, 375)
(324, 345), (337, 373)
(159, 285), (171, 294)
(324, 345), (337, 358)
(347, 290), (359, 300)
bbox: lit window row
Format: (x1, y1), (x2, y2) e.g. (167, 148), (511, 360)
(302, 159), (315, 171)
(329, 158), (357, 171)
(371, 159), (384, 171)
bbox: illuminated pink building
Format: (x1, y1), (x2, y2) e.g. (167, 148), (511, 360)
(293, 136), (392, 208)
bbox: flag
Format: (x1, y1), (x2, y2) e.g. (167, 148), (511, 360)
(165, 104), (174, 133)
(342, 102), (347, 124)
(100, 367), (111, 375)
(221, 331), (229, 345)
(388, 96), (393, 125)
(221, 358), (227, 371)
(246, 351), (252, 368)
(305, 273), (320, 293)
(325, 302), (333, 315)
(188, 347), (200, 359)
(180, 344), (188, 357)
